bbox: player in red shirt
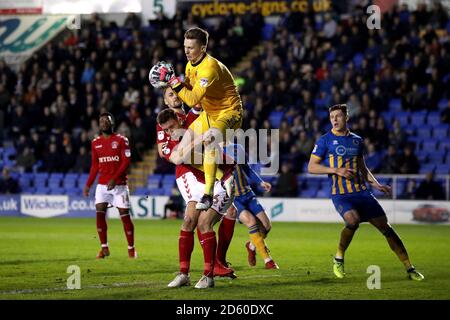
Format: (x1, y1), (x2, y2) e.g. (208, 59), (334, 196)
(83, 113), (136, 259)
(156, 87), (196, 158)
(157, 108), (236, 288)
(157, 88), (237, 275)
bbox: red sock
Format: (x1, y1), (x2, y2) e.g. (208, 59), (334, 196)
(120, 214), (134, 247)
(179, 230), (194, 274)
(200, 231), (217, 277)
(217, 217), (235, 264)
(96, 211), (108, 246)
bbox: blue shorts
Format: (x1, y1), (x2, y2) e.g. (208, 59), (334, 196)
(331, 191), (386, 222)
(234, 190), (265, 218)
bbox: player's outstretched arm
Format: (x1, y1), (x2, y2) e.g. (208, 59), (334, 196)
(168, 129), (204, 165)
(308, 156), (337, 175)
(358, 156), (391, 196)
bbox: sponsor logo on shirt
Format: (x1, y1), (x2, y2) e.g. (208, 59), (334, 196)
(199, 77), (209, 87)
(158, 131), (165, 141)
(99, 156), (120, 163)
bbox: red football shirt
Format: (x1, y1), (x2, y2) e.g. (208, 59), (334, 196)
(156, 108), (201, 145)
(86, 133), (131, 187)
(160, 109), (202, 180)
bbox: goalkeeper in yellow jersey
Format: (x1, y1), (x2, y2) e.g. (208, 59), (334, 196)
(152, 27), (244, 210)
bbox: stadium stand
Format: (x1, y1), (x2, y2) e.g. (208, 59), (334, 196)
(0, 3), (449, 199)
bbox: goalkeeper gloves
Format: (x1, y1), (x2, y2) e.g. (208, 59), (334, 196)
(158, 64), (182, 89)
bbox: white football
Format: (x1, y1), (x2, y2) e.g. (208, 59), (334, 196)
(148, 63), (168, 88)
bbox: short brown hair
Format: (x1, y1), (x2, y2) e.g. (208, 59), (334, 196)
(184, 27), (209, 47)
(328, 104), (348, 116)
(157, 108), (177, 125)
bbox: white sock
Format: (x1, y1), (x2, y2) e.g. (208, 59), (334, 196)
(264, 258), (272, 263)
(249, 242), (256, 251)
(128, 245), (134, 250)
(101, 243), (109, 248)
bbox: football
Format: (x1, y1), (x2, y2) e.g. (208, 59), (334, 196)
(148, 61), (173, 88)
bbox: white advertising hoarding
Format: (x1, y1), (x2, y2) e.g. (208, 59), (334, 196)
(258, 198), (450, 225)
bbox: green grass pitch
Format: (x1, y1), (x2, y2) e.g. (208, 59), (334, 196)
(0, 217), (449, 300)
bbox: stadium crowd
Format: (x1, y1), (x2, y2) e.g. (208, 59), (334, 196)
(0, 3), (449, 198)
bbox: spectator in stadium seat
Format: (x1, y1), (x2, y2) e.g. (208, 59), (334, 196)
(41, 143), (62, 173)
(365, 143), (382, 173)
(441, 100), (450, 124)
(0, 167), (20, 194)
(72, 146), (91, 173)
(273, 163), (297, 197)
(124, 12), (142, 30)
(414, 172), (446, 200)
(398, 145), (420, 174)
(16, 146), (36, 173)
(62, 145), (76, 173)
(381, 145), (401, 174)
(389, 120), (407, 149)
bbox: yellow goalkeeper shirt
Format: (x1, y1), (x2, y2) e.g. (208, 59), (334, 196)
(173, 53), (243, 118)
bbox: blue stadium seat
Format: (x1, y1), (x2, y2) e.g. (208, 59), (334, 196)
(422, 140), (438, 151)
(427, 152), (445, 164)
(305, 180), (320, 189)
(268, 111), (284, 128)
(34, 173), (49, 180)
(49, 187), (65, 194)
(410, 111), (427, 127)
(433, 125), (448, 139)
(439, 138), (450, 151)
(435, 165), (449, 175)
(19, 176), (32, 188)
(34, 179), (47, 188)
(416, 126), (432, 139)
(147, 174), (162, 188)
(438, 98), (448, 110)
(380, 111), (394, 125)
(35, 187), (50, 194)
(134, 187), (148, 196)
(262, 23), (275, 40)
(325, 50), (336, 63)
(388, 98), (402, 112)
(301, 188), (317, 198)
(48, 177), (62, 188)
(403, 124), (416, 136)
(426, 112), (441, 126)
(395, 112), (410, 126)
(445, 155), (450, 165)
(65, 187), (81, 196)
(49, 173), (64, 180)
(64, 173), (79, 180)
(352, 53), (364, 68)
(63, 179), (77, 189)
(22, 186), (35, 194)
(316, 188), (331, 198)
(419, 164), (436, 174)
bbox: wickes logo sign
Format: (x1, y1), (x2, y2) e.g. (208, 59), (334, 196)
(21, 195), (68, 218)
